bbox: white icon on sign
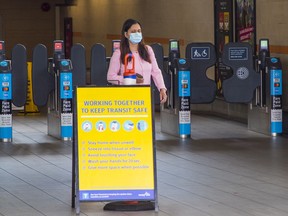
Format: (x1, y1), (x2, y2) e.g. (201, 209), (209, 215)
(82, 193), (89, 199)
(202, 49), (207, 57)
(82, 121), (92, 132)
(110, 121), (120, 132)
(124, 120), (134, 132)
(96, 121), (106, 132)
(194, 49), (208, 58)
(137, 120), (148, 132)
(194, 49), (201, 57)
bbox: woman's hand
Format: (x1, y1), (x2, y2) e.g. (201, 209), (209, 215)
(160, 88), (167, 104)
(136, 73), (144, 84)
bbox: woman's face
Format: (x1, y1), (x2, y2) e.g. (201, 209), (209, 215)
(125, 23), (141, 39)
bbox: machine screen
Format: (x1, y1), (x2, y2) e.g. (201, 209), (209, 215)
(0, 43), (2, 51)
(170, 41), (178, 51)
(260, 40), (268, 51)
(113, 41), (120, 52)
(54, 42), (63, 52)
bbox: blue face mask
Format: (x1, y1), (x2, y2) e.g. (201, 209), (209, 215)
(129, 32), (142, 44)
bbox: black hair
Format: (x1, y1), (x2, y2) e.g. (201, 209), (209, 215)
(120, 18), (151, 64)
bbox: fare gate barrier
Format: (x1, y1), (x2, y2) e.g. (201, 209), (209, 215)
(70, 42), (171, 104)
(71, 43), (86, 87)
(161, 41), (217, 137)
(90, 43), (107, 86)
(0, 51), (12, 142)
(32, 40), (74, 140)
(0, 41), (27, 142)
(185, 42), (217, 104)
(222, 42), (260, 103)
(12, 44), (27, 107)
(151, 43), (171, 105)
(248, 39), (283, 136)
(161, 41), (267, 138)
(31, 40), (170, 140)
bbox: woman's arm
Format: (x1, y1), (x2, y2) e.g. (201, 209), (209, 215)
(107, 49), (123, 85)
(147, 45), (167, 103)
(147, 45), (166, 91)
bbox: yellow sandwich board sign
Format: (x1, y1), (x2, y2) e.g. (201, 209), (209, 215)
(73, 85), (157, 212)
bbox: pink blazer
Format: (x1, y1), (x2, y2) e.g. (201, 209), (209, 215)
(107, 45), (166, 91)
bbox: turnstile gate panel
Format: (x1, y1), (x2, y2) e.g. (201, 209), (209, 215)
(222, 42), (260, 103)
(32, 44), (54, 106)
(90, 43), (107, 86)
(11, 44), (27, 107)
(185, 42), (217, 104)
(151, 43), (171, 105)
(71, 43), (86, 86)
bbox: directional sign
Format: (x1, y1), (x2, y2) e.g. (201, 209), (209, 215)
(191, 47), (210, 60)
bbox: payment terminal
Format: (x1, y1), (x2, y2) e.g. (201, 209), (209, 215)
(258, 39), (270, 106)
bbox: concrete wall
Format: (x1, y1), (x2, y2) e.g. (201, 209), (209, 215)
(63, 0), (214, 58)
(63, 0), (288, 118)
(0, 0), (287, 121)
(0, 0), (64, 61)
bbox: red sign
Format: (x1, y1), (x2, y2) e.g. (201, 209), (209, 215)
(54, 42), (63, 51)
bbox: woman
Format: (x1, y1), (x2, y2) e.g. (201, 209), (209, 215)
(107, 18), (167, 103)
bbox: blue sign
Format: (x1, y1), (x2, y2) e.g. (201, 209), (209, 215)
(79, 189), (155, 201)
(179, 59), (186, 64)
(60, 72), (73, 139)
(0, 73), (11, 100)
(0, 68), (12, 140)
(191, 47), (210, 60)
(270, 69), (282, 96)
(229, 47), (248, 60)
(178, 71), (191, 137)
(271, 58), (278, 64)
(270, 69), (282, 134)
(178, 71), (190, 97)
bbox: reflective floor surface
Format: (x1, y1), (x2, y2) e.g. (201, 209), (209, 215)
(0, 112), (288, 216)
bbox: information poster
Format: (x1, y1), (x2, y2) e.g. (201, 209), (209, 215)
(214, 0), (234, 95)
(75, 86), (155, 202)
(235, 0), (256, 54)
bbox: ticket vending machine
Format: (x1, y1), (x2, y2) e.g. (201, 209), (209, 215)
(47, 41), (73, 140)
(248, 39), (282, 136)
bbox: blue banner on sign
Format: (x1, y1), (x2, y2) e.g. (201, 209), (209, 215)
(191, 47), (210, 60)
(79, 189), (155, 201)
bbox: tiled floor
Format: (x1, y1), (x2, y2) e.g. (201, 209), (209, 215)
(0, 112), (288, 216)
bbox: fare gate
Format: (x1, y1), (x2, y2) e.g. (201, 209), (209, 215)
(32, 40), (74, 140)
(161, 42), (218, 137)
(161, 43), (276, 137)
(151, 43), (171, 105)
(0, 41), (27, 142)
(222, 42), (260, 103)
(248, 39), (283, 136)
(185, 42), (217, 104)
